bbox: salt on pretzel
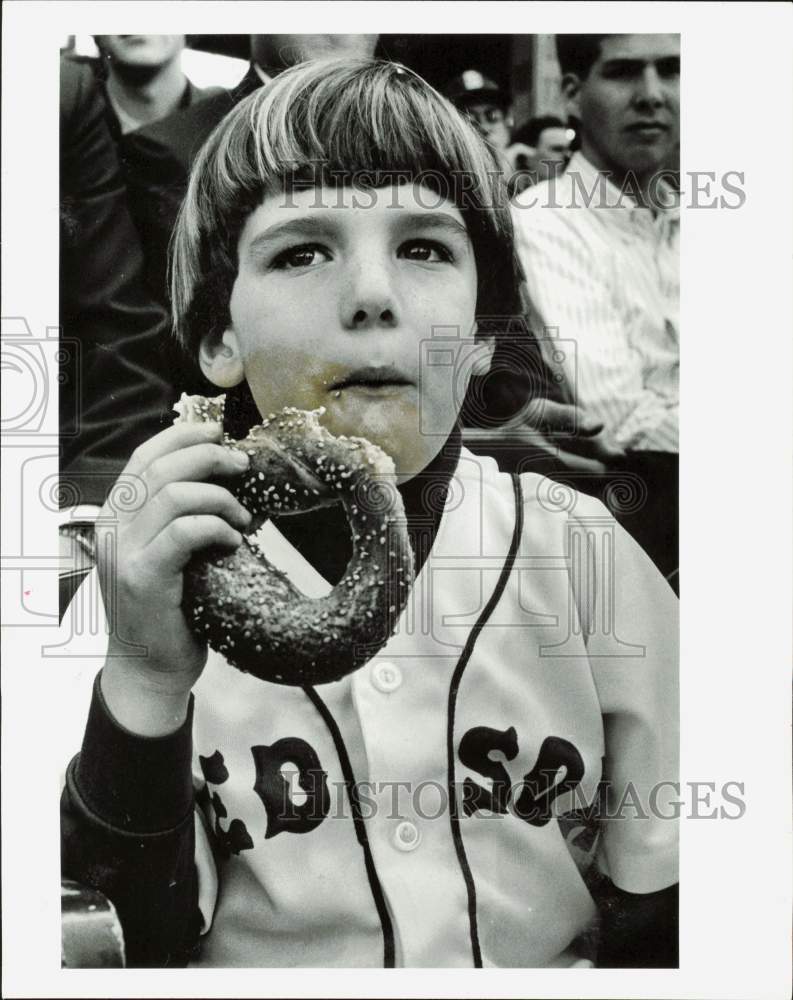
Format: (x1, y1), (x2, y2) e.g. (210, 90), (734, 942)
(174, 394), (414, 685)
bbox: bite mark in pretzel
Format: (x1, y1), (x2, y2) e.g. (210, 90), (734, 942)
(175, 394), (414, 685)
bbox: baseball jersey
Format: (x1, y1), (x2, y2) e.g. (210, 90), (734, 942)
(59, 448), (678, 968)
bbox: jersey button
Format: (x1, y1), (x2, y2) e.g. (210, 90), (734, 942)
(370, 661), (402, 694)
(393, 820), (421, 852)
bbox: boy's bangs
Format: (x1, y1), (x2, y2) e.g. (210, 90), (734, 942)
(244, 59), (506, 211)
(173, 58), (521, 354)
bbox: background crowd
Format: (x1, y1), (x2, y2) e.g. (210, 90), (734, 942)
(59, 32), (680, 603)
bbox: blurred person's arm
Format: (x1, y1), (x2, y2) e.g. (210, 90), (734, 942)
(60, 57), (174, 508)
(462, 399), (625, 474)
(512, 203), (678, 453)
(461, 273), (627, 472)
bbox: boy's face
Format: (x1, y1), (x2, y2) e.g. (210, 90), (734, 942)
(201, 184), (487, 481)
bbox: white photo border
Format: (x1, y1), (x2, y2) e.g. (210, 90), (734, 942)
(2, 2), (791, 997)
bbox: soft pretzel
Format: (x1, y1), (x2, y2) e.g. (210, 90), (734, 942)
(174, 394), (414, 685)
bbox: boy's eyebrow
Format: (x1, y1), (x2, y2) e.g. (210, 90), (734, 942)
(242, 210), (471, 257)
(244, 218), (339, 256)
(392, 211), (471, 242)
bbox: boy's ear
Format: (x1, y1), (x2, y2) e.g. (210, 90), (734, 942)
(561, 73), (582, 119)
(198, 328), (245, 388)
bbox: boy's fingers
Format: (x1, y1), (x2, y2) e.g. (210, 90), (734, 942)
(124, 482), (252, 550)
(125, 421), (224, 478)
(143, 442), (249, 498)
(145, 514), (243, 576)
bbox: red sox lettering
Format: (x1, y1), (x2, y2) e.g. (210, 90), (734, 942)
(199, 724), (587, 845)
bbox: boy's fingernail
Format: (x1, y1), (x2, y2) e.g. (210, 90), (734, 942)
(231, 449), (249, 466)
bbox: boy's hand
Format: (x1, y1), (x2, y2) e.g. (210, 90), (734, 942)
(96, 422), (251, 735)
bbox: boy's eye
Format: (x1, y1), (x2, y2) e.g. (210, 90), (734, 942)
(271, 244), (331, 269)
(400, 240), (453, 263)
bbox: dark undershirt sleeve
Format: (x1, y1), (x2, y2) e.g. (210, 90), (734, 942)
(60, 673), (203, 967)
(589, 872), (679, 968)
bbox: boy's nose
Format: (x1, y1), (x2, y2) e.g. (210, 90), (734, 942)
(341, 259), (399, 331)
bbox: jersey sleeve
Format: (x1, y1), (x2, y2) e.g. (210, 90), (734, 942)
(60, 670), (211, 966)
(567, 493), (679, 894)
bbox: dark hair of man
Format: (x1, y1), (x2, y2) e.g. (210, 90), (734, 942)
(555, 35), (609, 80)
(456, 89), (510, 113)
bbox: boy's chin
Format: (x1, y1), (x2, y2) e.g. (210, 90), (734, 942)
(247, 391), (453, 482)
(318, 400), (446, 482)
(373, 437), (451, 487)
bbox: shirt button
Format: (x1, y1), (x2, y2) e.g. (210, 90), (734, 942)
(393, 820), (421, 852)
(370, 661), (402, 693)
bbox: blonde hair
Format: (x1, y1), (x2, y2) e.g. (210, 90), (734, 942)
(171, 57), (521, 355)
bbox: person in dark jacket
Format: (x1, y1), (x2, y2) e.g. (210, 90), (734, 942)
(59, 57), (175, 611)
(93, 35), (222, 137)
(60, 56), (173, 509)
(121, 34), (378, 308)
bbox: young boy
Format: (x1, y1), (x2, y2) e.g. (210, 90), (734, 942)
(61, 58), (678, 969)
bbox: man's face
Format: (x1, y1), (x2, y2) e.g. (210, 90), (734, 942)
(535, 126), (571, 180)
(462, 100), (511, 151)
(95, 35), (185, 69)
(206, 184), (485, 481)
(566, 34), (680, 179)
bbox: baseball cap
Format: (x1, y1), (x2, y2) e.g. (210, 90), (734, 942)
(443, 69), (510, 109)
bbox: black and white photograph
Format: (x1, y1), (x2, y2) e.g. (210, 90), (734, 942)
(1, 2), (791, 998)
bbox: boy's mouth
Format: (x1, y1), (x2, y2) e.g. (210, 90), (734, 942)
(328, 366), (413, 396)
